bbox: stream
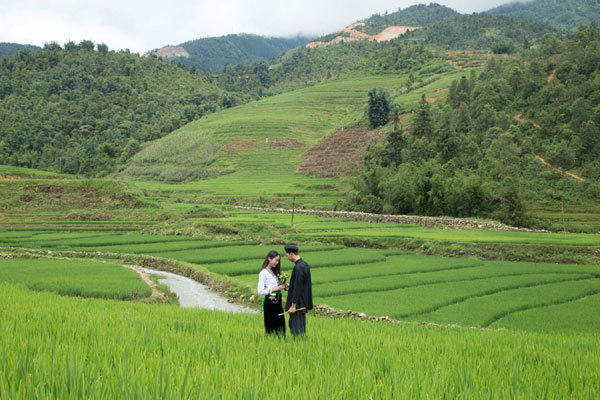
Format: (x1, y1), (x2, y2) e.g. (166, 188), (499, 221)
(141, 267), (258, 314)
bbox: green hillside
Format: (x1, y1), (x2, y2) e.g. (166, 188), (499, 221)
(487, 0), (600, 31)
(0, 42), (39, 58)
(0, 41), (223, 176)
(164, 34), (311, 72)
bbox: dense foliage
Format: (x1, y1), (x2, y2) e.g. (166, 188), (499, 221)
(487, 0), (600, 31)
(0, 41), (223, 176)
(166, 34), (311, 72)
(358, 3), (460, 35)
(402, 13), (562, 52)
(0, 42), (39, 58)
(344, 25), (600, 228)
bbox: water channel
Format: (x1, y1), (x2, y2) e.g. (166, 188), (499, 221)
(142, 267), (258, 314)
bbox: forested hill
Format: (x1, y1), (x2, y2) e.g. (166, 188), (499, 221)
(487, 0), (600, 31)
(357, 3), (459, 35)
(401, 13), (561, 52)
(0, 41), (224, 176)
(156, 34), (311, 72)
(0, 43), (39, 58)
(346, 24), (600, 229)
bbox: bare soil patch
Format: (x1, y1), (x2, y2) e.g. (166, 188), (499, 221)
(0, 174), (28, 179)
(374, 26), (421, 42)
(307, 24), (420, 48)
(268, 139), (306, 149)
(220, 140), (257, 154)
(298, 127), (382, 177)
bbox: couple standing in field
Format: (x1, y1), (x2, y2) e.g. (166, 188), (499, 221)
(257, 244), (313, 336)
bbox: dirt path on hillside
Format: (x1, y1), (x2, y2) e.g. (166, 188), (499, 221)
(535, 155), (585, 182)
(514, 113), (541, 128)
(125, 265), (168, 301)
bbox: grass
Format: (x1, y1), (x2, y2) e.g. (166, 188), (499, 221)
(0, 165), (73, 178)
(0, 258), (150, 300)
(1, 282), (599, 398)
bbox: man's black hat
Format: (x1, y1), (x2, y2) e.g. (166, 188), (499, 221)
(284, 244), (298, 253)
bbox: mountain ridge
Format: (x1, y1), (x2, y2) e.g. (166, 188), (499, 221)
(150, 33), (311, 72)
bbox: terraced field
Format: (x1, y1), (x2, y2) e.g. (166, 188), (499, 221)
(3, 229), (599, 333)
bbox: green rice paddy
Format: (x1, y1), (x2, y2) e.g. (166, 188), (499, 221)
(1, 282), (599, 399)
(0, 258), (150, 300)
(3, 229), (599, 333)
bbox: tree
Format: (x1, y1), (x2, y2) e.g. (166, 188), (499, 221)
(367, 88), (390, 128)
(384, 127), (404, 166)
(96, 43), (109, 55)
(497, 178), (529, 227)
(412, 95), (433, 137)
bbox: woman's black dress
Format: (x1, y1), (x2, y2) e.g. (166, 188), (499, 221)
(264, 292), (286, 335)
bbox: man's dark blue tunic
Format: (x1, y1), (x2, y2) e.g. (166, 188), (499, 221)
(285, 258), (313, 335)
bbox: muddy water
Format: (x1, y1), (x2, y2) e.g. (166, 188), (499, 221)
(142, 267), (258, 314)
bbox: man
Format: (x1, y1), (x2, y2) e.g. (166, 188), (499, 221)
(284, 244), (313, 336)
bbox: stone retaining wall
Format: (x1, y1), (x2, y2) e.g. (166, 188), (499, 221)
(235, 206), (535, 232)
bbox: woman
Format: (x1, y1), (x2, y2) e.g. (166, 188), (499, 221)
(257, 250), (287, 335)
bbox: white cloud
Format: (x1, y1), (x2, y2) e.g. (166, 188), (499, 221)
(0, 0), (518, 53)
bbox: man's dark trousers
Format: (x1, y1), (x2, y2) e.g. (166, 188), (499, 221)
(289, 310), (307, 336)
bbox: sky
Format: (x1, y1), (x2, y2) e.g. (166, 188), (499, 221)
(1, 0), (522, 54)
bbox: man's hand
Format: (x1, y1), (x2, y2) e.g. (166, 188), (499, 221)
(288, 303), (296, 314)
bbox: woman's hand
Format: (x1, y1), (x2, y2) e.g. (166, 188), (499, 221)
(284, 284), (289, 291)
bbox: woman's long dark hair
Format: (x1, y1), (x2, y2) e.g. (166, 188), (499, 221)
(260, 250), (281, 276)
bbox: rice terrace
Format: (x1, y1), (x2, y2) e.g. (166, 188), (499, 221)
(2, 1), (600, 398)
